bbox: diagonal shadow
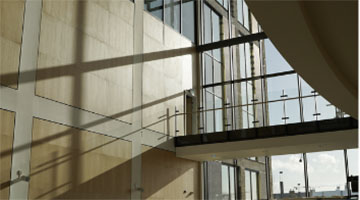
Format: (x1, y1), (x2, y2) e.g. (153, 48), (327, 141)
(0, 46), (196, 86)
(0, 91), (183, 158)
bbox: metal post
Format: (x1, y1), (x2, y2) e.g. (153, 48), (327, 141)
(166, 108), (170, 137)
(265, 156), (272, 200)
(303, 153), (310, 197)
(344, 149), (351, 197)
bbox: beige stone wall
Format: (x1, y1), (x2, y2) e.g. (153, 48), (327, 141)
(141, 145), (200, 200)
(28, 118), (132, 199)
(0, 109), (15, 200)
(142, 13), (194, 136)
(35, 0), (134, 123)
(0, 0), (24, 89)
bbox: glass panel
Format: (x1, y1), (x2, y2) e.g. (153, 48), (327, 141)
(285, 99), (301, 124)
(165, 0), (180, 32)
(182, 0), (195, 42)
(243, 1), (249, 30)
(205, 54), (213, 85)
(348, 148), (358, 176)
(248, 112), (255, 128)
(316, 96), (336, 120)
(264, 39), (293, 74)
(242, 108), (249, 129)
(237, 0), (243, 24)
(223, 0), (228, 10)
(212, 12), (221, 42)
(245, 43), (252, 78)
(241, 82), (247, 105)
(204, 4), (212, 44)
(245, 170), (251, 200)
(266, 74), (299, 101)
(205, 89), (214, 133)
(268, 101), (284, 126)
(230, 167), (235, 200)
(247, 82), (253, 104)
(214, 60), (222, 83)
(300, 77), (314, 97)
(215, 110), (223, 132)
(251, 172), (258, 200)
(271, 154), (306, 198)
(307, 150), (347, 197)
(239, 43), (246, 79)
(144, 0), (163, 20)
(222, 165), (230, 199)
(214, 86), (222, 98)
(302, 97), (316, 122)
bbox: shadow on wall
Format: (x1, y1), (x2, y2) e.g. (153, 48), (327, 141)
(27, 118), (200, 199)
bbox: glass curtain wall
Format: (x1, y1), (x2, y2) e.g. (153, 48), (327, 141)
(272, 149), (358, 199)
(202, 4), (223, 133)
(144, 0), (196, 42)
(237, 0), (249, 30)
(221, 164), (237, 200)
(245, 170), (259, 200)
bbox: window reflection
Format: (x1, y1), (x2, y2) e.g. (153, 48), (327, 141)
(182, 0), (195, 42)
(144, 0), (163, 20)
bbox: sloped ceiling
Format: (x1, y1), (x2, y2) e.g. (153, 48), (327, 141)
(246, 0), (358, 118)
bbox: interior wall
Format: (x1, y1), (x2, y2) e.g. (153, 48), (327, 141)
(0, 0), (24, 89)
(35, 0), (134, 123)
(142, 12), (194, 136)
(28, 118), (132, 199)
(141, 145), (200, 200)
(0, 109), (15, 200)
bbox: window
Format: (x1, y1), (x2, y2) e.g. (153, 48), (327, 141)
(165, 0), (180, 32)
(144, 0), (196, 42)
(307, 150), (347, 197)
(222, 164), (236, 200)
(237, 0), (249, 30)
(245, 170), (259, 200)
(182, 0), (196, 42)
(144, 0), (163, 20)
(216, 0), (228, 9)
(271, 154), (306, 199)
(203, 4), (223, 133)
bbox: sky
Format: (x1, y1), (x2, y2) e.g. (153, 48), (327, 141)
(265, 39), (359, 194)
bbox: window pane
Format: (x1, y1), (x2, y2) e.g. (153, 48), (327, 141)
(268, 101), (284, 126)
(307, 150), (347, 197)
(348, 148), (358, 176)
(300, 77), (314, 97)
(237, 0), (243, 24)
(245, 43), (251, 78)
(165, 0), (180, 32)
(212, 12), (221, 42)
(245, 170), (251, 200)
(205, 89), (214, 133)
(215, 109), (223, 132)
(266, 74), (299, 101)
(230, 167), (235, 200)
(239, 43), (246, 78)
(242, 108), (249, 129)
(251, 172), (258, 200)
(271, 154), (306, 198)
(222, 165), (230, 198)
(243, 1), (249, 30)
(316, 96), (336, 120)
(285, 99), (301, 124)
(302, 97), (316, 122)
(144, 0), (163, 20)
(205, 54), (213, 85)
(264, 39), (293, 74)
(214, 60), (222, 83)
(182, 0), (195, 42)
(204, 4), (212, 44)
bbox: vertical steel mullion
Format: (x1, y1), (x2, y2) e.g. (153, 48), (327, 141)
(227, 0), (235, 131)
(303, 153), (310, 197)
(344, 149), (351, 197)
(210, 10), (216, 132)
(298, 75), (305, 123)
(199, 0), (204, 134)
(180, 0), (183, 34)
(265, 156), (271, 200)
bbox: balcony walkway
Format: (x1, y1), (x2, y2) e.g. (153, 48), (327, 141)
(175, 117), (358, 161)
